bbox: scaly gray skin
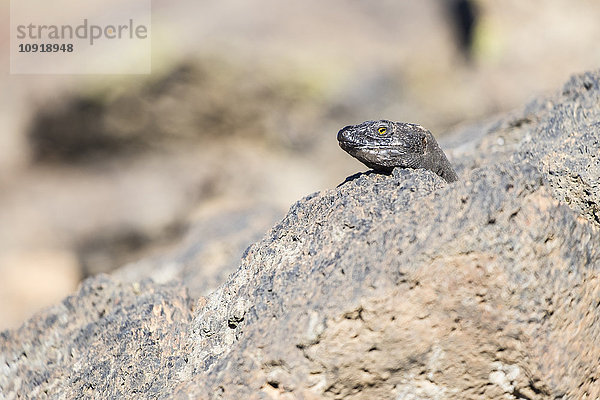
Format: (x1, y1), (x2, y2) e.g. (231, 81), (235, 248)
(337, 120), (459, 183)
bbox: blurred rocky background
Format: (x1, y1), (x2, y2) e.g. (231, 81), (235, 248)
(1, 0), (600, 330)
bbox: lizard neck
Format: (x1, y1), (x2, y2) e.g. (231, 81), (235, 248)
(423, 140), (459, 183)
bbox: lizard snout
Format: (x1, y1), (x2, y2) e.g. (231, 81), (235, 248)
(337, 125), (354, 143)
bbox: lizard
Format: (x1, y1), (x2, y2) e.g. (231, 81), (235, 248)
(337, 120), (459, 183)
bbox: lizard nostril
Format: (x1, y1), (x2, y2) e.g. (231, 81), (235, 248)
(337, 125), (353, 142)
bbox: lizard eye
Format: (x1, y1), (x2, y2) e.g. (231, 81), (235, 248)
(377, 127), (387, 135)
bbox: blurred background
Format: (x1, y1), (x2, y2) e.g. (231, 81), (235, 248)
(1, 0), (599, 330)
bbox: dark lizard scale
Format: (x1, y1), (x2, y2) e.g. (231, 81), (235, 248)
(337, 120), (459, 183)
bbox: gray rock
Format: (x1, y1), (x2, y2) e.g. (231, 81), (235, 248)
(182, 164), (598, 399)
(0, 276), (193, 399)
(3, 70), (600, 399)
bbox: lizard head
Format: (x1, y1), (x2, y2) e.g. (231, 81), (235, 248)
(337, 120), (430, 172)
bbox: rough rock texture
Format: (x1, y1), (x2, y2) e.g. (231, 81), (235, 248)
(184, 168), (598, 399)
(2, 71), (600, 399)
(0, 276), (194, 398)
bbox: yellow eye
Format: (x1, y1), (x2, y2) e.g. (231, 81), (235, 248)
(378, 127), (387, 135)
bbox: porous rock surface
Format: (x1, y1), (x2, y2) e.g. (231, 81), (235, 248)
(2, 71), (600, 399)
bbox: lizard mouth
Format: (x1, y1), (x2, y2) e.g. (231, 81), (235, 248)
(338, 141), (395, 151)
(337, 139), (357, 148)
